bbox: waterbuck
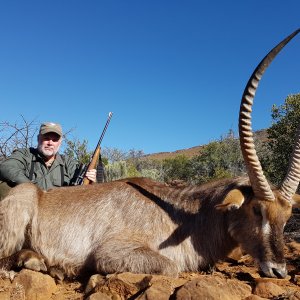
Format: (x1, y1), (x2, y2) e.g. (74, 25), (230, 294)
(0, 29), (299, 279)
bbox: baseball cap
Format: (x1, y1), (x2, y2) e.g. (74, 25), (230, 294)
(39, 122), (63, 137)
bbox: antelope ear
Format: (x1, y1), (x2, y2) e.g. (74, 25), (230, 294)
(215, 189), (245, 211)
(291, 194), (300, 208)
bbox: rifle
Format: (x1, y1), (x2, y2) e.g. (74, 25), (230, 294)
(71, 112), (113, 186)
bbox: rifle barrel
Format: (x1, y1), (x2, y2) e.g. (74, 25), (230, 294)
(96, 112), (113, 149)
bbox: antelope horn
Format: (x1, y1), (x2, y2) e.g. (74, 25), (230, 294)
(239, 29), (300, 201)
(280, 126), (300, 202)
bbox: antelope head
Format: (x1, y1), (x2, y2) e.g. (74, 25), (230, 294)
(220, 29), (300, 278)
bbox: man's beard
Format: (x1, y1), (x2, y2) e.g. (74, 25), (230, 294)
(38, 144), (59, 158)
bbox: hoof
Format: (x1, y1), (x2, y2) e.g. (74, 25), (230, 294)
(49, 266), (65, 282)
(16, 249), (48, 272)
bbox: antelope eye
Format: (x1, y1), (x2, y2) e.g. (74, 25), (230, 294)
(253, 206), (262, 217)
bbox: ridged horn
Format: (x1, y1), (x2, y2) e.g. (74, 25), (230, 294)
(239, 29), (300, 201)
(280, 125), (300, 203)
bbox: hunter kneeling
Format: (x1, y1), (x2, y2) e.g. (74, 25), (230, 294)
(0, 122), (97, 196)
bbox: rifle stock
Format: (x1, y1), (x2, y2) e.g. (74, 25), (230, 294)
(82, 146), (100, 185)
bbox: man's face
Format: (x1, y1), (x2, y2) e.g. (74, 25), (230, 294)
(38, 132), (62, 158)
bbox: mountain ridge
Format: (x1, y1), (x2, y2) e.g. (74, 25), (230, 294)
(143, 129), (268, 161)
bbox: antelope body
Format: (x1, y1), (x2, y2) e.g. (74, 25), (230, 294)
(0, 29), (299, 279)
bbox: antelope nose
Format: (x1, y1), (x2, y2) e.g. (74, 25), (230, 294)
(260, 261), (287, 278)
(273, 266), (287, 279)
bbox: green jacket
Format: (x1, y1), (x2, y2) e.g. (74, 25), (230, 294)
(0, 148), (78, 191)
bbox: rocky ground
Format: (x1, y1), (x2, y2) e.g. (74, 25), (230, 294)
(0, 215), (300, 300)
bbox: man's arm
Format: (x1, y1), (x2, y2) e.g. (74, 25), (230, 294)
(0, 149), (32, 185)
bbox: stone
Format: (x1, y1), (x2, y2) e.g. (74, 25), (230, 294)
(175, 276), (251, 300)
(13, 269), (57, 300)
(253, 280), (286, 299)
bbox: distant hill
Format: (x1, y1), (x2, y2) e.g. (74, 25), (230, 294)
(143, 129), (268, 161)
(143, 145), (204, 160)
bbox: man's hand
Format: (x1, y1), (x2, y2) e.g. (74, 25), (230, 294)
(85, 169), (97, 183)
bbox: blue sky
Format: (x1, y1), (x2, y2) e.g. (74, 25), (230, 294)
(0, 1), (299, 154)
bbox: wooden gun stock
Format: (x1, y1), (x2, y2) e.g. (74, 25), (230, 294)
(82, 146), (100, 185)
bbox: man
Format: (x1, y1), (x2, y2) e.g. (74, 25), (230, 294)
(0, 122), (96, 193)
